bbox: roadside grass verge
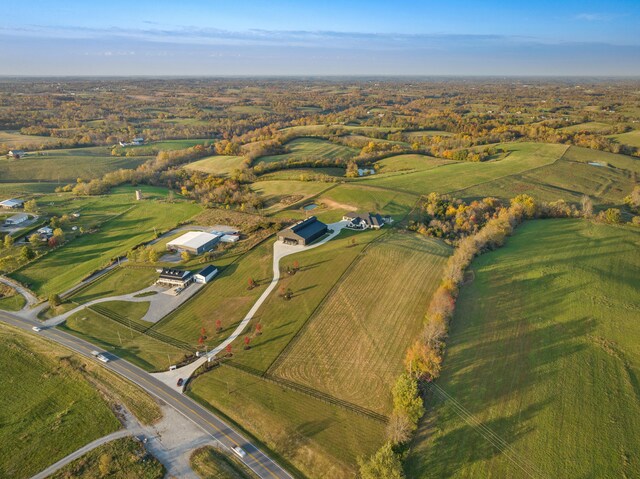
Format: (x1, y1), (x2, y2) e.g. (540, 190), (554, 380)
(190, 446), (256, 479)
(49, 437), (165, 479)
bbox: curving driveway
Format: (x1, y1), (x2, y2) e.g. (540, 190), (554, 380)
(151, 220), (350, 391)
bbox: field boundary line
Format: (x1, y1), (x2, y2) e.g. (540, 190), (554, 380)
(223, 361), (388, 423)
(265, 230), (391, 376)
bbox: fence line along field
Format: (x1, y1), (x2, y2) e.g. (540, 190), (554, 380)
(406, 219), (640, 478)
(272, 232), (451, 415)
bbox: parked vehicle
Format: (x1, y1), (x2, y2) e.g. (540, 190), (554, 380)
(177, 378), (184, 387)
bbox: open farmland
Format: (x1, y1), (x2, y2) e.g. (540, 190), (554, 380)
(374, 154), (455, 174)
(0, 323), (120, 479)
(459, 146), (640, 206)
(255, 137), (358, 165)
(0, 130), (64, 148)
(0, 146), (150, 182)
(10, 186), (201, 296)
(609, 129), (640, 148)
(406, 219), (640, 478)
(360, 142), (569, 195)
(184, 154), (246, 176)
(251, 179), (335, 212)
(272, 233), (451, 415)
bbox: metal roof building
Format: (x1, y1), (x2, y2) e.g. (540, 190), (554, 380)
(0, 198), (24, 209)
(277, 216), (328, 246)
(166, 231), (221, 255)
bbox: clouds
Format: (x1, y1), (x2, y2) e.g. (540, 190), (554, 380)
(0, 21), (639, 76)
(574, 12), (619, 21)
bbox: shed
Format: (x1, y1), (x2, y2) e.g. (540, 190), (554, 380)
(5, 213), (29, 225)
(194, 265), (218, 284)
(0, 198), (24, 209)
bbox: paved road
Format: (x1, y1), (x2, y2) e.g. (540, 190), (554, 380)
(32, 430), (134, 479)
(0, 275), (38, 308)
(0, 311), (292, 479)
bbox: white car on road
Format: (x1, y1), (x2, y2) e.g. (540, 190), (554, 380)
(32, 326), (41, 332)
(232, 445), (246, 458)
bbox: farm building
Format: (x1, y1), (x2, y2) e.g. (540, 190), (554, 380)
(277, 216), (328, 246)
(0, 198), (24, 209)
(343, 212), (385, 230)
(132, 137), (144, 145)
(5, 213), (29, 225)
(194, 265), (218, 284)
(156, 268), (192, 287)
(166, 231), (221, 255)
(7, 150), (25, 159)
(220, 234), (240, 243)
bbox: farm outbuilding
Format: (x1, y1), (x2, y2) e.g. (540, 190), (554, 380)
(5, 213), (29, 225)
(0, 198), (24, 209)
(194, 265), (218, 284)
(166, 231), (221, 255)
(7, 150), (25, 159)
(277, 216), (328, 246)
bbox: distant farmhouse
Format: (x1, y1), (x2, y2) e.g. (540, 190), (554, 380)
(7, 150), (25, 159)
(194, 265), (218, 284)
(343, 212), (387, 230)
(118, 137), (144, 147)
(5, 213), (29, 225)
(166, 231), (221, 255)
(0, 198), (24, 209)
(277, 216), (328, 246)
(156, 268), (192, 288)
(37, 226), (53, 239)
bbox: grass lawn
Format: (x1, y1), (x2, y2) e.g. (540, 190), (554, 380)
(0, 324), (120, 478)
(0, 287), (26, 311)
(560, 121), (613, 133)
(188, 366), (385, 479)
(70, 267), (159, 303)
(0, 130), (63, 148)
(190, 446), (254, 479)
(255, 137), (358, 165)
(49, 437), (165, 479)
(152, 240), (274, 348)
(257, 167), (345, 181)
(0, 182), (59, 196)
(406, 219), (640, 478)
(94, 300), (151, 324)
(273, 232), (451, 415)
(361, 142), (568, 195)
(184, 155), (246, 177)
(10, 187), (201, 296)
(60, 308), (186, 372)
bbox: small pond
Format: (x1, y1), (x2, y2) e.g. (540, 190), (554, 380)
(303, 203), (318, 211)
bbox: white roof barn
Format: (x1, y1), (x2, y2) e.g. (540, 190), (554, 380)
(0, 198), (24, 209)
(5, 213), (29, 225)
(166, 231), (221, 255)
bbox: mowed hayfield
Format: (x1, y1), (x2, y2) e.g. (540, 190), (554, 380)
(251, 179), (335, 212)
(0, 130), (63, 148)
(0, 146), (150, 182)
(406, 219), (640, 478)
(272, 233), (451, 415)
(459, 146), (640, 206)
(255, 137), (358, 165)
(374, 154), (455, 174)
(10, 186), (201, 296)
(0, 323), (120, 478)
(184, 154), (246, 176)
(360, 142), (569, 195)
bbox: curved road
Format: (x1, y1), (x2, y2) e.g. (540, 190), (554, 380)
(0, 311), (292, 479)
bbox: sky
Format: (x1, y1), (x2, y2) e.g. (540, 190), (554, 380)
(1, 0), (639, 76)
